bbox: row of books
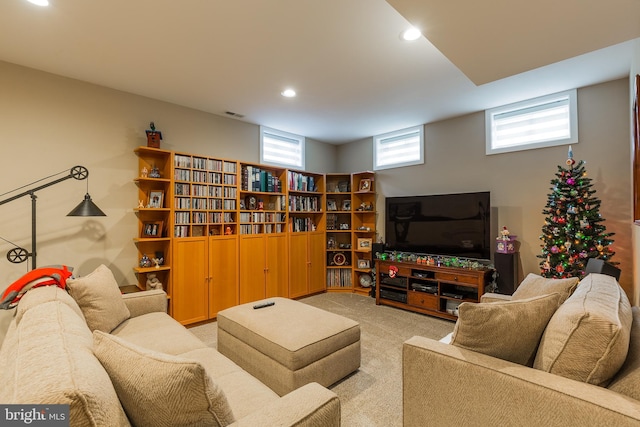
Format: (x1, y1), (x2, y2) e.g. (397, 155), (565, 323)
(289, 217), (317, 232)
(239, 224), (285, 234)
(239, 212), (286, 223)
(287, 171), (317, 192)
(241, 166), (282, 192)
(174, 155), (236, 173)
(288, 195), (320, 212)
(327, 268), (353, 288)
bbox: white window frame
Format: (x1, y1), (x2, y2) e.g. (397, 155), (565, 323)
(373, 125), (424, 171)
(485, 89), (578, 155)
(260, 126), (305, 169)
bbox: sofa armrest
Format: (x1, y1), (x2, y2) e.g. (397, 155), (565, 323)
(480, 292), (512, 303)
(122, 289), (167, 318)
(229, 382), (340, 427)
(403, 336), (640, 426)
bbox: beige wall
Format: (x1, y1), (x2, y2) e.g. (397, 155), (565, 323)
(0, 59), (634, 300)
(0, 61), (335, 287)
(632, 39), (640, 306)
(338, 79), (634, 299)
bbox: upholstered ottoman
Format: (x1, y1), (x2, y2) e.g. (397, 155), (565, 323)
(217, 297), (360, 396)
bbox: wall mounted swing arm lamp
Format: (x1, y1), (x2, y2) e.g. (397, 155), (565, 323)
(0, 165), (106, 269)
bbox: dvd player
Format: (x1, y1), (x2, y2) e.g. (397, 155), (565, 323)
(411, 283), (437, 294)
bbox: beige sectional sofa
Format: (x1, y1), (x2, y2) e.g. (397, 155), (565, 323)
(403, 273), (640, 426)
(0, 265), (340, 426)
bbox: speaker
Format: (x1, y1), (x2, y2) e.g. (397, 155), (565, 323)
(494, 252), (518, 295)
(585, 258), (621, 281)
(372, 242), (385, 256)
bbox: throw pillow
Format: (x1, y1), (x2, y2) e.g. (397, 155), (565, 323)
(451, 292), (562, 366)
(511, 273), (579, 304)
(608, 307), (640, 399)
(67, 264), (130, 332)
(93, 331), (235, 427)
(533, 273), (632, 386)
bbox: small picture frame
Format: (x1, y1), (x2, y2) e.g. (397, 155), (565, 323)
(142, 221), (163, 238)
(327, 199), (337, 211)
(342, 199), (351, 211)
(338, 181), (349, 193)
(147, 190), (164, 208)
(357, 238), (372, 251)
(357, 259), (370, 269)
(359, 178), (372, 192)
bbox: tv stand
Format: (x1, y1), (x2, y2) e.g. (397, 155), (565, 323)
(375, 259), (492, 320)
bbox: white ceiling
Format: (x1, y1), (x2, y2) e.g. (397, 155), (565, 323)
(1, 0), (639, 144)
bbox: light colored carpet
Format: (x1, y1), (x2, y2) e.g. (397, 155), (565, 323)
(188, 292), (455, 427)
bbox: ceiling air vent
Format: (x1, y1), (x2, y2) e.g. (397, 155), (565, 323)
(225, 111), (245, 119)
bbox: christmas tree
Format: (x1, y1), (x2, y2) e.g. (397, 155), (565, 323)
(539, 146), (615, 278)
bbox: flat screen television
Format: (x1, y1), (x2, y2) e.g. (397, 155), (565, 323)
(384, 191), (491, 260)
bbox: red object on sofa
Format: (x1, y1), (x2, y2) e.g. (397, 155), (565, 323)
(0, 265), (73, 309)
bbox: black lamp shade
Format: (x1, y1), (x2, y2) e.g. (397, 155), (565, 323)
(67, 193), (106, 216)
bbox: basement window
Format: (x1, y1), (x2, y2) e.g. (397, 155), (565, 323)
(260, 126), (305, 169)
(374, 125), (424, 170)
(485, 89), (578, 155)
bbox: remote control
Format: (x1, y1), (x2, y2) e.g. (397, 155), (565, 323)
(253, 301), (275, 309)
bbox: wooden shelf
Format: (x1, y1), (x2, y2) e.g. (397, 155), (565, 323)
(375, 259), (493, 321)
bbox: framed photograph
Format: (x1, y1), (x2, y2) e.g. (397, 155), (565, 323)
(327, 199), (337, 211)
(357, 238), (372, 251)
(357, 259), (370, 269)
(338, 181), (349, 193)
(142, 221), (163, 238)
(359, 178), (372, 192)
(342, 199), (351, 211)
(147, 190), (164, 208)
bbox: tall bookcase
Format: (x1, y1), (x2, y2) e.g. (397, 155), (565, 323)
(238, 163), (289, 304)
(133, 146), (375, 325)
(133, 147), (173, 312)
(325, 172), (377, 295)
(287, 170), (326, 298)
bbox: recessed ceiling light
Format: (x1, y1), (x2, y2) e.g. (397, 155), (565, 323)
(281, 89), (296, 98)
(26, 0), (49, 6)
(401, 27), (421, 41)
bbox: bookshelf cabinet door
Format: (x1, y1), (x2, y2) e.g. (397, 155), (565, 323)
(209, 235), (239, 317)
(239, 235), (267, 304)
(309, 231), (326, 294)
(172, 237), (208, 325)
(289, 233), (309, 298)
(266, 233), (288, 298)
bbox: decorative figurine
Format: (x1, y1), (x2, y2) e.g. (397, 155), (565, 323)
(138, 200), (145, 208)
(225, 226), (232, 235)
(152, 256), (164, 268)
(146, 273), (163, 290)
(139, 254), (152, 268)
(149, 165), (161, 178)
(500, 226), (510, 240)
(141, 167), (148, 178)
(146, 121), (163, 148)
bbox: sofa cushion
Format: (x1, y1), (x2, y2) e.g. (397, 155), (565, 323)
(112, 311), (208, 355)
(534, 273), (632, 386)
(182, 347), (280, 420)
(451, 292), (562, 366)
(67, 264), (130, 332)
(14, 285), (84, 325)
(608, 307), (640, 399)
(0, 292), (130, 426)
(511, 273), (579, 303)
(93, 331), (235, 427)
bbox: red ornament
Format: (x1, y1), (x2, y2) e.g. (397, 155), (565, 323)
(556, 265), (565, 273)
